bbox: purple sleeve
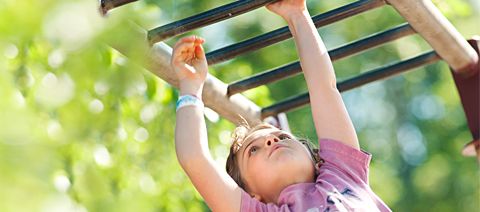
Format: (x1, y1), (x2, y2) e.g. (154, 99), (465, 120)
(241, 190), (288, 211)
(318, 139), (372, 184)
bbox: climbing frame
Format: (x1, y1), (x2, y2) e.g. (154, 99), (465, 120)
(99, 0), (479, 157)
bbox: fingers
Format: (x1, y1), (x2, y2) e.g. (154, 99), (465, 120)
(173, 35), (205, 54)
(172, 35), (206, 65)
(174, 35), (204, 49)
(182, 35), (205, 44)
(175, 42), (195, 55)
(172, 44), (195, 65)
(194, 44), (205, 60)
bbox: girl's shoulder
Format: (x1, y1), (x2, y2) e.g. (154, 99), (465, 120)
(317, 138), (372, 183)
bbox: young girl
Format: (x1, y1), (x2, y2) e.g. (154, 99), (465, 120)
(172, 0), (391, 211)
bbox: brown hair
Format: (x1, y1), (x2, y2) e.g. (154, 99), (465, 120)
(225, 122), (320, 190)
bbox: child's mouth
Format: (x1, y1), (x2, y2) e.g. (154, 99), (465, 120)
(269, 145), (286, 157)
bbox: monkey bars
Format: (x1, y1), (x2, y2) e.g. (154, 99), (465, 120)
(227, 23), (415, 95)
(205, 0), (385, 65)
(100, 0), (479, 158)
(261, 51), (441, 117)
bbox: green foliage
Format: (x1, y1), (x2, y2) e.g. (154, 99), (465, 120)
(1, 0), (479, 211)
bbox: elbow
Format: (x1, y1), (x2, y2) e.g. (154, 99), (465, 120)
(308, 77), (338, 93)
(303, 71), (337, 91)
(176, 152), (212, 176)
(328, 78), (337, 91)
(176, 152), (199, 172)
(176, 148), (196, 165)
(175, 143), (209, 170)
(325, 70), (337, 90)
(321, 72), (338, 91)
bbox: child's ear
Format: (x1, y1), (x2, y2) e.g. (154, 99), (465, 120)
(250, 193), (262, 201)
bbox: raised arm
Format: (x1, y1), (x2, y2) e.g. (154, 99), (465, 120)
(267, 0), (359, 149)
(172, 36), (242, 211)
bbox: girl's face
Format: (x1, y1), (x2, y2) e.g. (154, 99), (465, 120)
(237, 128), (315, 203)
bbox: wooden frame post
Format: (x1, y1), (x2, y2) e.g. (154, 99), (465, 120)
(386, 0), (478, 72)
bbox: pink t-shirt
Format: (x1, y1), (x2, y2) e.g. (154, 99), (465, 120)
(241, 139), (391, 212)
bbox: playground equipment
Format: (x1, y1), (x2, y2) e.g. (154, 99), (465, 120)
(99, 0), (479, 161)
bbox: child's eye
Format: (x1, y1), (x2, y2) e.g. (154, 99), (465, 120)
(249, 146), (258, 155)
(279, 134), (290, 140)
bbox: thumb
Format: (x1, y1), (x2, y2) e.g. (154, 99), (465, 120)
(194, 44), (206, 60)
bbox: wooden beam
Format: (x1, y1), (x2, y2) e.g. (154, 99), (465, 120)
(386, 0), (478, 72)
(105, 23), (262, 125)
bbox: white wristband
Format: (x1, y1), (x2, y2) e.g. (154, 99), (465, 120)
(176, 95), (204, 112)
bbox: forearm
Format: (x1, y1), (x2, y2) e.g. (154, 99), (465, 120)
(285, 9), (360, 149)
(174, 95), (210, 166)
(174, 94), (242, 211)
(286, 10), (336, 88)
(171, 36), (242, 211)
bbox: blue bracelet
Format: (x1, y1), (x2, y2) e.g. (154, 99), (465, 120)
(176, 95), (204, 112)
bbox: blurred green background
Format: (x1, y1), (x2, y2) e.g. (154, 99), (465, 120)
(0, 0), (479, 211)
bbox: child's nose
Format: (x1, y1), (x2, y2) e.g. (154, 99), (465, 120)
(265, 136), (279, 146)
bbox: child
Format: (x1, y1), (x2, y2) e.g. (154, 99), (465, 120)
(172, 0), (391, 211)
